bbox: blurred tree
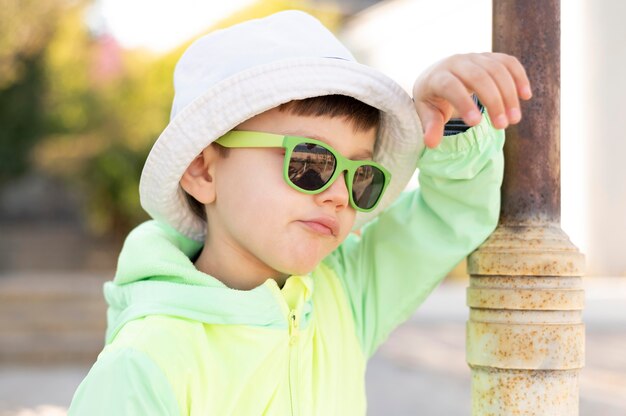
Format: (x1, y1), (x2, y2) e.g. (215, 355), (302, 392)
(0, 0), (74, 184)
(33, 2), (171, 238)
(0, 0), (66, 88)
(0, 54), (46, 183)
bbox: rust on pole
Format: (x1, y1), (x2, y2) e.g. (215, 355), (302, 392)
(466, 1), (586, 415)
(496, 0), (562, 225)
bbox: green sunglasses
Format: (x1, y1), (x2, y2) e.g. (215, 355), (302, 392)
(214, 131), (391, 212)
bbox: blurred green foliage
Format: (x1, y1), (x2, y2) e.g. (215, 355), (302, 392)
(0, 0), (342, 239)
(0, 0), (66, 183)
(0, 53), (46, 182)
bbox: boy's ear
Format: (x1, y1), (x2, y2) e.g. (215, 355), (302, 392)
(179, 145), (219, 204)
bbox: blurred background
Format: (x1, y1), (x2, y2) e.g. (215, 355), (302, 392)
(0, 0), (624, 415)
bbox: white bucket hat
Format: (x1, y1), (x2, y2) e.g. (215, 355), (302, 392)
(139, 10), (424, 242)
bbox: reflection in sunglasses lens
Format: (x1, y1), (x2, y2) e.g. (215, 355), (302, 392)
(288, 143), (336, 190)
(352, 166), (384, 209)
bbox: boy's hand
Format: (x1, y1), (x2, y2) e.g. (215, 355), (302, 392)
(412, 53), (532, 148)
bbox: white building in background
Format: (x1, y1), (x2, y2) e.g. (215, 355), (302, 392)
(341, 0), (626, 277)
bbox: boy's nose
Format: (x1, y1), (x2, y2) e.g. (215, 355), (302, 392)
(315, 172), (350, 210)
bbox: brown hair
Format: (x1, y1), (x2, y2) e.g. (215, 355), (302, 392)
(182, 94), (381, 223)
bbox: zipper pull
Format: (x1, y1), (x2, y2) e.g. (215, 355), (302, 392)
(289, 309), (299, 345)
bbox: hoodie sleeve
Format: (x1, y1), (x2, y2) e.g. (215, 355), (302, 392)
(68, 347), (180, 416)
(323, 112), (504, 358)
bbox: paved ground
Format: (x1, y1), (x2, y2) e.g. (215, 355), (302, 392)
(1, 277), (625, 415)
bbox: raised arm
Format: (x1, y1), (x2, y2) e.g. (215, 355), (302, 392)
(323, 53), (531, 358)
(323, 112), (504, 358)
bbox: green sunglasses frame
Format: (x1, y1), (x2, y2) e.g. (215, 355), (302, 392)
(214, 130), (391, 212)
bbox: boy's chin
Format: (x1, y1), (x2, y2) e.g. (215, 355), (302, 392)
(277, 259), (321, 277)
(270, 239), (339, 276)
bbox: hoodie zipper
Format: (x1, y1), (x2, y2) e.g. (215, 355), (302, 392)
(288, 308), (299, 416)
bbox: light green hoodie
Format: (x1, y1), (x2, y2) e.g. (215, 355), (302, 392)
(69, 115), (503, 415)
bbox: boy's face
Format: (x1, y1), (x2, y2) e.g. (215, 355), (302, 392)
(206, 107), (377, 278)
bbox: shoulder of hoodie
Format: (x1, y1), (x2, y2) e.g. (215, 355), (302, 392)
(104, 315), (208, 372)
(94, 316), (212, 412)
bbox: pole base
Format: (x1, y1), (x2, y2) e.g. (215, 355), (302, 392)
(467, 223), (585, 415)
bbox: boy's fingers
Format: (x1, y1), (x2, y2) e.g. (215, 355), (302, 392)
(413, 52), (532, 145)
(423, 119), (445, 149)
(491, 52), (532, 100)
(449, 63), (508, 128)
(415, 102), (445, 148)
(471, 54), (522, 124)
(429, 71), (482, 126)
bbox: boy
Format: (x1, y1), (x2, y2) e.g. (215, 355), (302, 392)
(69, 10), (531, 415)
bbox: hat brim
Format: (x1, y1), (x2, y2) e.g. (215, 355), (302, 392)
(140, 57), (423, 242)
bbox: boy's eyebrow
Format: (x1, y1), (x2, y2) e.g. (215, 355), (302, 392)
(350, 149), (374, 160)
(285, 131), (374, 159)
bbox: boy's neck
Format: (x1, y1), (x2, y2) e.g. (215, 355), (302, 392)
(193, 240), (290, 291)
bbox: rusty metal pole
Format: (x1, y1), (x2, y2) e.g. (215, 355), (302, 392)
(466, 1), (586, 414)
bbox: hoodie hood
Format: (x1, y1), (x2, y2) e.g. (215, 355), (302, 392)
(103, 220), (313, 344)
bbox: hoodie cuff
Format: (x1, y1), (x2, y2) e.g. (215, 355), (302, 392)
(416, 111), (504, 180)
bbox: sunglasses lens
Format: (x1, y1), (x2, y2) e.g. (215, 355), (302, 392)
(352, 165), (386, 210)
(288, 143), (336, 191)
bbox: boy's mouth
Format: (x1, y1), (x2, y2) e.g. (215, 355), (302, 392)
(297, 217), (339, 237)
